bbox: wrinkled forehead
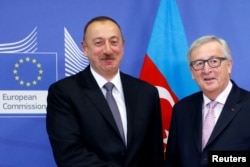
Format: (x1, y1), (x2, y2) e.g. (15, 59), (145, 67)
(85, 20), (122, 40)
(190, 41), (223, 59)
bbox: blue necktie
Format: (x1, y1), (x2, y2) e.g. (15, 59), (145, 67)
(103, 82), (125, 143)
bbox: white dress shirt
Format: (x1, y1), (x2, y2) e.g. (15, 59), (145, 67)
(202, 81), (233, 123)
(90, 67), (127, 144)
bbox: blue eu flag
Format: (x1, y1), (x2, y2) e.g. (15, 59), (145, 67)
(0, 53), (57, 90)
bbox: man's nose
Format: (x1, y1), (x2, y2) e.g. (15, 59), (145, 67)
(103, 42), (112, 53)
(203, 62), (212, 72)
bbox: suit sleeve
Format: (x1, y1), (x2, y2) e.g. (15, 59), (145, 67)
(46, 83), (115, 167)
(150, 90), (165, 166)
(163, 104), (181, 167)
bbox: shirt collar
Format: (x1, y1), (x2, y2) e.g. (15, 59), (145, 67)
(90, 66), (122, 92)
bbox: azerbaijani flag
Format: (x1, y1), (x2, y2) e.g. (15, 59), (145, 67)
(139, 0), (198, 154)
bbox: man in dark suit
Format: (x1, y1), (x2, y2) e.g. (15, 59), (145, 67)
(46, 16), (163, 167)
(164, 35), (250, 167)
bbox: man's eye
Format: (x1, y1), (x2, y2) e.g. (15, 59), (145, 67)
(111, 40), (119, 45)
(94, 41), (104, 46)
(195, 61), (203, 66)
(210, 59), (219, 64)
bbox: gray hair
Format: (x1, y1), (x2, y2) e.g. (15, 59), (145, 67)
(187, 35), (232, 64)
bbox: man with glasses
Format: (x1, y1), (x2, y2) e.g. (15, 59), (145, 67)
(164, 35), (250, 167)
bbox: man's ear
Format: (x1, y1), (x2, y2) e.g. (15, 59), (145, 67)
(81, 41), (88, 57)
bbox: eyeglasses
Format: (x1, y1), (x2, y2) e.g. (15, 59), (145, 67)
(190, 57), (227, 71)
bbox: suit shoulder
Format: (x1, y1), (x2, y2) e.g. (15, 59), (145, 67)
(121, 72), (157, 90)
(175, 91), (202, 105)
(48, 71), (83, 90)
(238, 86), (250, 96)
(238, 87), (250, 102)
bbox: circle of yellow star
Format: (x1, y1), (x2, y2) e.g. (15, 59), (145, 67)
(13, 56), (43, 87)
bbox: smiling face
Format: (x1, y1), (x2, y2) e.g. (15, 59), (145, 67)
(190, 41), (232, 100)
(81, 19), (124, 81)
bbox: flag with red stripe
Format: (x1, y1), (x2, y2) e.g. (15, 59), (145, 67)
(139, 0), (198, 154)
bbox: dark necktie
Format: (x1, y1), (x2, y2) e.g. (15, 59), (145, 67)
(103, 82), (125, 143)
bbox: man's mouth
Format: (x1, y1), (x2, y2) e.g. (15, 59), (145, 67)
(204, 77), (215, 81)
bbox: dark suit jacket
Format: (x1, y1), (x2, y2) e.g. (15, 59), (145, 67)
(46, 66), (163, 167)
(164, 81), (250, 167)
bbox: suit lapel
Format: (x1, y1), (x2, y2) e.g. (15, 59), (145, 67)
(190, 93), (204, 151)
(120, 74), (133, 147)
(119, 73), (141, 148)
(206, 83), (243, 147)
(85, 89), (119, 128)
(79, 66), (122, 138)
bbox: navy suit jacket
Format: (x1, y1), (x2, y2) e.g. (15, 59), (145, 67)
(164, 81), (250, 167)
(46, 66), (163, 167)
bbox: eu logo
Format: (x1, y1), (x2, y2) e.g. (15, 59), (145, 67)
(0, 53), (57, 90)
